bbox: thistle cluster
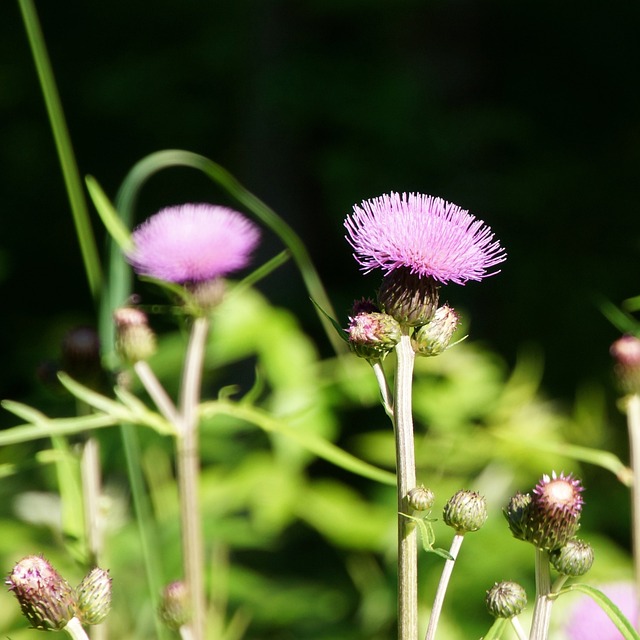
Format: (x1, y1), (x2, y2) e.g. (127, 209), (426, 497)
(504, 472), (587, 555)
(6, 555), (112, 630)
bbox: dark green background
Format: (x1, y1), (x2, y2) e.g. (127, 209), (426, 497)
(2, 0), (639, 411)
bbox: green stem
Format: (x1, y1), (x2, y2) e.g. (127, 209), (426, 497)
(425, 533), (464, 640)
(64, 617), (91, 640)
(627, 393), (640, 621)
(134, 360), (180, 425)
(529, 549), (553, 640)
(17, 0), (102, 302)
(510, 615), (527, 640)
(177, 317), (210, 640)
(394, 332), (418, 640)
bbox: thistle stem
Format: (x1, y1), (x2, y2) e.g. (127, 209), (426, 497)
(64, 617), (91, 640)
(529, 549), (553, 640)
(134, 360), (180, 424)
(626, 393), (640, 622)
(424, 533), (464, 640)
(177, 316), (210, 640)
(393, 332), (418, 640)
(370, 359), (393, 419)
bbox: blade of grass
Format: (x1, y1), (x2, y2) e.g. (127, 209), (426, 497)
(18, 0), (102, 301)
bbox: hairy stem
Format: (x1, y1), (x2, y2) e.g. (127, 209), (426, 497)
(394, 332), (418, 640)
(627, 393), (640, 623)
(529, 549), (553, 640)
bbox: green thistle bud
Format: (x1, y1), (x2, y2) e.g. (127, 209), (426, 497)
(443, 490), (487, 533)
(159, 581), (191, 630)
(377, 268), (439, 328)
(407, 485), (435, 511)
(6, 555), (77, 630)
(550, 538), (594, 576)
(504, 492), (533, 542)
(114, 307), (157, 363)
(485, 581), (527, 619)
(611, 335), (640, 396)
(76, 567), (112, 625)
(347, 310), (402, 360)
(412, 304), (460, 357)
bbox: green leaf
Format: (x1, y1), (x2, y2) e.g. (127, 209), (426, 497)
(199, 400), (396, 486)
(86, 175), (134, 252)
(555, 584), (640, 640)
(310, 296), (349, 343)
(400, 512), (454, 559)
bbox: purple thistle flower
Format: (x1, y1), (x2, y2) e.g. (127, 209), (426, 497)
(127, 204), (260, 284)
(344, 192), (506, 285)
(565, 582), (638, 640)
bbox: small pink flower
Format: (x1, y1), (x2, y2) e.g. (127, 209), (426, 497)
(127, 204), (260, 284)
(565, 582), (638, 640)
(344, 192), (506, 285)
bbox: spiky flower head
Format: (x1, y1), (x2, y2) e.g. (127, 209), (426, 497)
(407, 485), (435, 512)
(550, 538), (594, 577)
(113, 307), (157, 363)
(76, 567), (112, 625)
(610, 334), (640, 396)
(505, 472), (584, 551)
(443, 490), (487, 534)
(6, 555), (77, 630)
(159, 581), (191, 630)
(344, 192), (506, 285)
(412, 304), (461, 357)
(347, 308), (402, 360)
(485, 581), (527, 619)
(127, 203), (260, 284)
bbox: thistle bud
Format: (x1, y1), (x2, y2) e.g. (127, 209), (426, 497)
(611, 335), (640, 396)
(485, 581), (527, 619)
(159, 581), (191, 630)
(346, 310), (402, 360)
(504, 492), (533, 542)
(443, 490), (487, 533)
(114, 307), (157, 363)
(407, 485), (435, 511)
(76, 567), (112, 625)
(550, 538), (594, 576)
(6, 555), (77, 630)
(412, 304), (460, 357)
(377, 268), (439, 328)
(61, 326), (102, 386)
(505, 472), (584, 551)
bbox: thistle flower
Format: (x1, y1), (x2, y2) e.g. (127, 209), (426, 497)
(505, 472), (584, 551)
(6, 555), (77, 630)
(344, 192), (506, 285)
(565, 581), (638, 640)
(127, 203), (260, 284)
(485, 581), (527, 619)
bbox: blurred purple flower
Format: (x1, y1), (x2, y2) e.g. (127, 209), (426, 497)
(566, 582), (638, 640)
(344, 192), (506, 285)
(127, 204), (260, 284)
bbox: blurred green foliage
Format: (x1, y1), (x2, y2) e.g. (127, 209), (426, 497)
(0, 285), (634, 639)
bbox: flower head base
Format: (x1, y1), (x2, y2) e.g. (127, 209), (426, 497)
(345, 192), (506, 285)
(377, 268), (439, 327)
(127, 203), (260, 284)
(6, 555), (77, 630)
(485, 581), (527, 619)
